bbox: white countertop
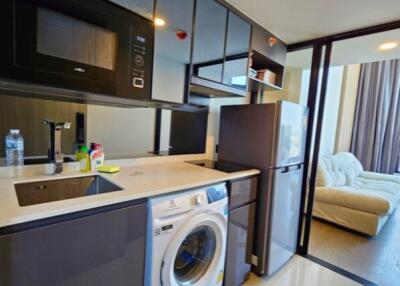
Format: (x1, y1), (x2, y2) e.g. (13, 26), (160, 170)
(0, 161), (259, 228)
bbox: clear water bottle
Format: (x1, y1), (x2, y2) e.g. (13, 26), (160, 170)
(5, 129), (24, 176)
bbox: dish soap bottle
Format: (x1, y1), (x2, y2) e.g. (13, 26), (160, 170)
(90, 144), (105, 170)
(77, 145), (90, 172)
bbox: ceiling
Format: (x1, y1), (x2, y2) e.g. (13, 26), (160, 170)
(285, 29), (400, 68)
(226, 0), (400, 44)
(331, 29), (400, 66)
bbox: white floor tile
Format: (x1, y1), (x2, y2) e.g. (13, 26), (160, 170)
(244, 255), (361, 286)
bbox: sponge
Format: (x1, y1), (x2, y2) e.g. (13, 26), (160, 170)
(97, 165), (120, 173)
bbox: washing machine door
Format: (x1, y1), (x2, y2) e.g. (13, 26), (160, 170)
(161, 212), (227, 286)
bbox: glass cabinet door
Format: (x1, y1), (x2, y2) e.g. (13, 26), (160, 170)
(223, 12), (251, 90)
(152, 0), (195, 103)
(192, 0), (227, 83)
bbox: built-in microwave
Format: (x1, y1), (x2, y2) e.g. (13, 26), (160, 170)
(0, 0), (154, 101)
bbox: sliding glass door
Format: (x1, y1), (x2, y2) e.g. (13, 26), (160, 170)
(300, 28), (400, 286)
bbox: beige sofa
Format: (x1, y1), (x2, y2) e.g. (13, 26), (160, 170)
(314, 152), (400, 236)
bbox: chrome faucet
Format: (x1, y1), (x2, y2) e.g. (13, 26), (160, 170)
(44, 119), (71, 174)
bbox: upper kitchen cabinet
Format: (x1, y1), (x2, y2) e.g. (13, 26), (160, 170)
(152, 0), (195, 104)
(108, 0), (154, 20)
(248, 25), (287, 93)
(251, 25), (287, 66)
(192, 0), (227, 83)
(191, 0), (251, 97)
(223, 12), (251, 90)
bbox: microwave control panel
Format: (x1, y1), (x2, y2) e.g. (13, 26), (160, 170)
(131, 34), (147, 89)
(123, 14), (153, 101)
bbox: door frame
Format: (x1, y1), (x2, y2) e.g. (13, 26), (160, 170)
(290, 19), (400, 286)
(295, 41), (332, 256)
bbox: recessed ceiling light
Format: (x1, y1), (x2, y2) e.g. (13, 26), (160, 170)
(154, 18), (166, 27)
(379, 42), (398, 51)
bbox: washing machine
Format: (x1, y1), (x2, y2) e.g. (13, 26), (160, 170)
(145, 183), (228, 286)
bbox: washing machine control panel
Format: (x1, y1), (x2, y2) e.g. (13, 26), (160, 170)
(207, 186), (227, 203)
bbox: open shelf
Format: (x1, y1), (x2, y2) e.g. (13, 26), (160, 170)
(248, 76), (282, 93)
(249, 50), (285, 92)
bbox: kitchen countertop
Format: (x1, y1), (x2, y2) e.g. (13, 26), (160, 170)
(0, 161), (259, 228)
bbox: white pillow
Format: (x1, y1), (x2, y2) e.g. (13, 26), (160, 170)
(336, 152), (364, 185)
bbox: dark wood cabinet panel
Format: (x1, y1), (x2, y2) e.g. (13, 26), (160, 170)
(229, 177), (258, 209)
(0, 200), (147, 286)
(225, 176), (258, 286)
(251, 25), (287, 66)
(225, 201), (257, 286)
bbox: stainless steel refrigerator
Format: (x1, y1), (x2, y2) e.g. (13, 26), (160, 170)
(218, 101), (308, 276)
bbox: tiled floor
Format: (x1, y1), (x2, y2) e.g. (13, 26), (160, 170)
(309, 204), (400, 285)
(244, 255), (361, 286)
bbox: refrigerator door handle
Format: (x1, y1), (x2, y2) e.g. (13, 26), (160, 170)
(281, 166), (290, 173)
(290, 164), (302, 171)
(280, 164), (302, 173)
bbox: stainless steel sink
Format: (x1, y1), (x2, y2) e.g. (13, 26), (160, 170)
(14, 175), (123, 207)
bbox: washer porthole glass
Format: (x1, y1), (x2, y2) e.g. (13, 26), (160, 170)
(173, 225), (216, 285)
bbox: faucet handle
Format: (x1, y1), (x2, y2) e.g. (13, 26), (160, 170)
(44, 120), (71, 129)
(53, 122), (72, 129)
(43, 119), (54, 126)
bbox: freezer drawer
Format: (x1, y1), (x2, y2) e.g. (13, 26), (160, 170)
(267, 164), (303, 275)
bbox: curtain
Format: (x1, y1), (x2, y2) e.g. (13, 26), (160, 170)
(351, 59), (400, 174)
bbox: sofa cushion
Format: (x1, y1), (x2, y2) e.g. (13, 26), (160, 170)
(316, 155), (346, 187)
(315, 178), (400, 216)
(317, 152), (364, 187)
(336, 152), (364, 185)
(360, 171), (400, 186)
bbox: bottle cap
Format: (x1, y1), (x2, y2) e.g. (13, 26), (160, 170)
(80, 145), (89, 153)
(89, 143), (103, 152)
(10, 129), (20, 135)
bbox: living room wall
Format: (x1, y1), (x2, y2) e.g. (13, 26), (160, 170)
(319, 66), (344, 155)
(265, 67), (309, 105)
(334, 64), (361, 153)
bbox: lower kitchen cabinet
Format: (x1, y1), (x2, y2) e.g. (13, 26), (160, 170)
(225, 176), (258, 286)
(0, 199), (147, 286)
